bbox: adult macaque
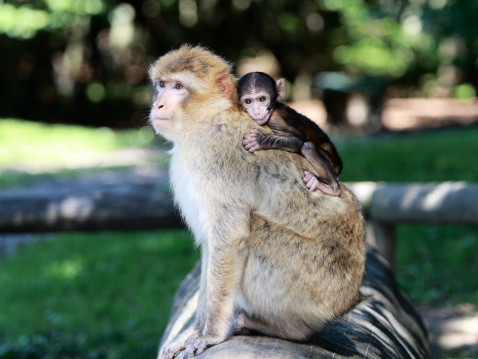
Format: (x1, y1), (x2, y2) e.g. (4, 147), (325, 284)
(239, 72), (343, 197)
(149, 45), (366, 359)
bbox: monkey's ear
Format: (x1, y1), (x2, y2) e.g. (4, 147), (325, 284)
(216, 72), (235, 99)
(276, 78), (286, 101)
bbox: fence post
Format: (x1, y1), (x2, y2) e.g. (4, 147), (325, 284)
(366, 221), (396, 268)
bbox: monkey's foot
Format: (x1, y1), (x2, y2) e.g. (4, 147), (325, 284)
(303, 171), (341, 197)
(159, 326), (199, 359)
(182, 335), (223, 358)
(160, 341), (185, 359)
(242, 130), (263, 152)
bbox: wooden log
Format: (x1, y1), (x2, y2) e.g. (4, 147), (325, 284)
(159, 248), (432, 358)
(0, 169), (183, 233)
(348, 181), (478, 225)
(1, 178), (478, 233)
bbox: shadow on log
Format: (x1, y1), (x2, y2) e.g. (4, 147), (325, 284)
(160, 247), (432, 358)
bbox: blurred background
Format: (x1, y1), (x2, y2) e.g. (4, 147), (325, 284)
(1, 0), (478, 129)
(1, 1), (478, 359)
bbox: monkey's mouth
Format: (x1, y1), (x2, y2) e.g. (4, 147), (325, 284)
(252, 117), (269, 126)
(152, 115), (169, 121)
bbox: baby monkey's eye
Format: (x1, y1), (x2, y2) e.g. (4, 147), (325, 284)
(174, 82), (183, 90)
(259, 96), (267, 102)
(244, 99), (252, 104)
(158, 81), (165, 88)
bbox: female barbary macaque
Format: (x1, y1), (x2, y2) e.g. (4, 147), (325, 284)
(149, 45), (366, 359)
(238, 72), (343, 197)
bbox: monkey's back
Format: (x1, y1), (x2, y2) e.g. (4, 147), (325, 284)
(170, 108), (365, 340)
(190, 109), (363, 332)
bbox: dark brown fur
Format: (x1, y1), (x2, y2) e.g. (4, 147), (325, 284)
(239, 72), (343, 196)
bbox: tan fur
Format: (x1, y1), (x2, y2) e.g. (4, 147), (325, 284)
(151, 45), (366, 359)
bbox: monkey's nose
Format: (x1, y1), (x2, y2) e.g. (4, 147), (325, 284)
(157, 104), (164, 109)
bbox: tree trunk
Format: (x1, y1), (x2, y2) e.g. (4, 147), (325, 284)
(159, 248), (432, 358)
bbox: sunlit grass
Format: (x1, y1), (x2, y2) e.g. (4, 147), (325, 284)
(0, 118), (156, 169)
(0, 118), (168, 188)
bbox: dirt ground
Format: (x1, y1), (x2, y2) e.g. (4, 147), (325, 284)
(419, 304), (478, 359)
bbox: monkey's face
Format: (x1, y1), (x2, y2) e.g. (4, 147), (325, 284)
(150, 75), (190, 137)
(240, 90), (272, 125)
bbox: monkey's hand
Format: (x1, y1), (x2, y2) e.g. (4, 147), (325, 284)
(242, 129), (264, 152)
(159, 326), (199, 359)
(160, 343), (183, 359)
(160, 334), (225, 359)
(181, 335), (225, 358)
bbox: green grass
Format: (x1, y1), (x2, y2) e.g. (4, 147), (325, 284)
(335, 127), (478, 307)
(338, 127), (478, 183)
(1, 120), (478, 358)
(0, 230), (199, 359)
(395, 225), (478, 305)
(0, 118), (168, 188)
(0, 119), (156, 168)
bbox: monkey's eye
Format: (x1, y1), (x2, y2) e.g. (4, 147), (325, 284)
(158, 81), (165, 88)
(174, 82), (183, 90)
(259, 96), (267, 102)
(244, 99), (252, 105)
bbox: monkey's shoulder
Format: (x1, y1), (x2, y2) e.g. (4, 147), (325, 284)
(180, 111), (257, 169)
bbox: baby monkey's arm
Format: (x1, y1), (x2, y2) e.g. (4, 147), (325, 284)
(243, 129), (303, 153)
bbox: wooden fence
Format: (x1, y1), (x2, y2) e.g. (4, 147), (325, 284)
(347, 182), (478, 266)
(1, 180), (477, 266)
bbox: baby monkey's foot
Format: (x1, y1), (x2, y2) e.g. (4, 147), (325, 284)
(303, 171), (341, 197)
(242, 130), (264, 152)
(303, 171), (320, 191)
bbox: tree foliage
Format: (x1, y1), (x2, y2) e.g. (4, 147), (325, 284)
(0, 0), (476, 126)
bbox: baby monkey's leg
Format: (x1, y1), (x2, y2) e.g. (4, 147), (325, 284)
(301, 142), (341, 197)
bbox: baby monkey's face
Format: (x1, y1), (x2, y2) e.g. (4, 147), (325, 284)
(240, 89), (272, 125)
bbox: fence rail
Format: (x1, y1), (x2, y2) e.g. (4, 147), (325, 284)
(1, 181), (477, 266)
(347, 182), (478, 266)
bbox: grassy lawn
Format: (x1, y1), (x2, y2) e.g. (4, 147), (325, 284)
(338, 128), (478, 306)
(0, 231), (199, 359)
(0, 119), (477, 358)
(0, 119), (166, 188)
(0, 119), (155, 168)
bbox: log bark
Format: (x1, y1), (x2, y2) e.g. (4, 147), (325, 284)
(348, 181), (478, 225)
(159, 248), (432, 358)
(0, 169), (183, 233)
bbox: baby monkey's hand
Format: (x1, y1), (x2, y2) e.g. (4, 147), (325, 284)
(243, 130), (264, 152)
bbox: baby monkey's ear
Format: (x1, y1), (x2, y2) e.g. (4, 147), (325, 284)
(276, 78), (286, 101)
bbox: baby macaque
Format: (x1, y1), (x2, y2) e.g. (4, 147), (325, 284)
(238, 72), (343, 197)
